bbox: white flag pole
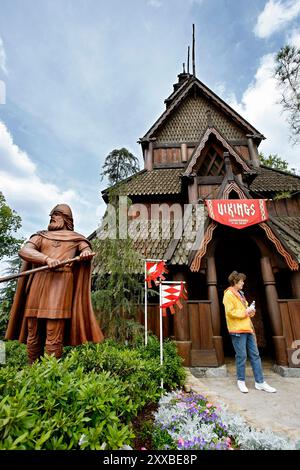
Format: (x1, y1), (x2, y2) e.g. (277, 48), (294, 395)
(159, 280), (164, 389)
(144, 260), (148, 346)
(144, 258), (167, 347)
(159, 280), (186, 390)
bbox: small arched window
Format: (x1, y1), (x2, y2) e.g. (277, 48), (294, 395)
(228, 190), (240, 199)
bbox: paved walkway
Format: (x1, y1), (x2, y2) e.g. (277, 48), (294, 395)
(185, 359), (300, 442)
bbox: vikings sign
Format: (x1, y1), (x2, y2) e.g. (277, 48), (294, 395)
(205, 199), (268, 229)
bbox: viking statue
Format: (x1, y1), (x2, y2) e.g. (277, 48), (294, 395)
(5, 204), (104, 363)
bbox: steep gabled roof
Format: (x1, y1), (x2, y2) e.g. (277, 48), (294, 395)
(141, 75), (264, 142)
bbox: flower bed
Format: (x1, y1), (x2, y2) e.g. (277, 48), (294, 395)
(152, 390), (299, 450)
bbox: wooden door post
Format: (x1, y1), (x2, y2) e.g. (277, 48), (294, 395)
(260, 256), (288, 365)
(206, 256), (224, 365)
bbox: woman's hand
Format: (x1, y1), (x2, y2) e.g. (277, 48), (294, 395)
(246, 307), (256, 317)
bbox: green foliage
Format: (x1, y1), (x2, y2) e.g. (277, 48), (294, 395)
(91, 190), (156, 342)
(100, 148), (140, 186)
(0, 256), (21, 339)
(133, 335), (186, 389)
(0, 356), (134, 450)
(273, 191), (293, 200)
(275, 45), (300, 144)
(0, 337), (185, 450)
(91, 232), (145, 341)
(0, 192), (23, 260)
(258, 152), (295, 172)
(0, 341), (28, 369)
(0, 193), (23, 338)
(152, 427), (177, 450)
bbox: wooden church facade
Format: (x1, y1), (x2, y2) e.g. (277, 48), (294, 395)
(101, 71), (300, 368)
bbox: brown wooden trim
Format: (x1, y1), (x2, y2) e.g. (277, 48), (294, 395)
(153, 163), (185, 169)
(153, 142), (198, 148)
(229, 139), (249, 145)
(197, 176), (223, 184)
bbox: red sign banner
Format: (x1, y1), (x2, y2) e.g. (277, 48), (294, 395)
(205, 199), (268, 229)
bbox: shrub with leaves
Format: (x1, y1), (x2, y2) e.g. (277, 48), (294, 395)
(0, 337), (185, 449)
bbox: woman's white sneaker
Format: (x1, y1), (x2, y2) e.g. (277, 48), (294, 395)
(255, 382), (277, 393)
(237, 380), (248, 393)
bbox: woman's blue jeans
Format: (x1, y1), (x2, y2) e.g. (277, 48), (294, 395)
(230, 333), (264, 383)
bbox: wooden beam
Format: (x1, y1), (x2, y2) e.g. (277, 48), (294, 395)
(153, 141), (198, 148)
(197, 176), (223, 185)
(228, 139), (249, 145)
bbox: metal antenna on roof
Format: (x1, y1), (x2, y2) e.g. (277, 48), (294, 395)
(183, 62), (186, 73)
(187, 45), (190, 74)
(192, 23), (196, 76)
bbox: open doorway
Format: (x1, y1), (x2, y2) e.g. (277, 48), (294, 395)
(214, 227), (275, 361)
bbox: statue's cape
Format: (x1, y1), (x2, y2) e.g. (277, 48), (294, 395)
(5, 236), (104, 346)
(34, 230), (88, 243)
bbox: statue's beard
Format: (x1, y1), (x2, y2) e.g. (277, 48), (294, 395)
(48, 220), (65, 231)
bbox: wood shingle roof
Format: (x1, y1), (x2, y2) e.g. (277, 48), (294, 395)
(250, 166), (300, 193)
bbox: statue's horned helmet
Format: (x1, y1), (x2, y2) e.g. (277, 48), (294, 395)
(49, 204), (74, 230)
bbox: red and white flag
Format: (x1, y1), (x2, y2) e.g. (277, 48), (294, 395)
(145, 260), (168, 288)
(160, 282), (188, 316)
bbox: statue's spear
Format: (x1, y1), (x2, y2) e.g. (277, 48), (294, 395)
(0, 255), (91, 283)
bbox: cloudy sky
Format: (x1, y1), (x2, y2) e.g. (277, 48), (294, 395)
(0, 0), (300, 254)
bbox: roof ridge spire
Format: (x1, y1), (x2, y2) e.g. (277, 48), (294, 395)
(192, 23), (196, 76)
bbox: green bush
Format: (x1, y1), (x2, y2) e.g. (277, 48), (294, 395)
(133, 335), (186, 389)
(1, 340), (28, 369)
(0, 355), (136, 449)
(0, 336), (185, 449)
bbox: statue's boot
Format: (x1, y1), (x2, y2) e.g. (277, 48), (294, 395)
(45, 319), (65, 359)
(27, 317), (44, 364)
(45, 343), (63, 359)
(27, 343), (44, 364)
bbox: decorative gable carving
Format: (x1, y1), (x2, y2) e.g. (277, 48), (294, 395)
(183, 126), (253, 176)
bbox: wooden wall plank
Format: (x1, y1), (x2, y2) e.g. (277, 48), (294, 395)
(188, 303), (201, 349)
(279, 301), (294, 350)
(288, 301), (300, 343)
(199, 303), (214, 349)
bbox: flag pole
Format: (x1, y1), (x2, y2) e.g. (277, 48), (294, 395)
(159, 280), (186, 390)
(159, 280), (164, 389)
(144, 260), (148, 346)
(144, 258), (167, 347)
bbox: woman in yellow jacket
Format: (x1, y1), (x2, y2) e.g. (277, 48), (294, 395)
(223, 271), (276, 394)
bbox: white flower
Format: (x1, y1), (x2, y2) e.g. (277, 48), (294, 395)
(78, 434), (88, 446)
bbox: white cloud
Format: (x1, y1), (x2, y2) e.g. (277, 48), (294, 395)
(224, 54), (300, 172)
(0, 120), (100, 238)
(287, 27), (300, 46)
(254, 0), (300, 38)
(0, 36), (7, 74)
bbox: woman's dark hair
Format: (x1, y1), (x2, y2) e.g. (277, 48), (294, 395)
(228, 270), (246, 286)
